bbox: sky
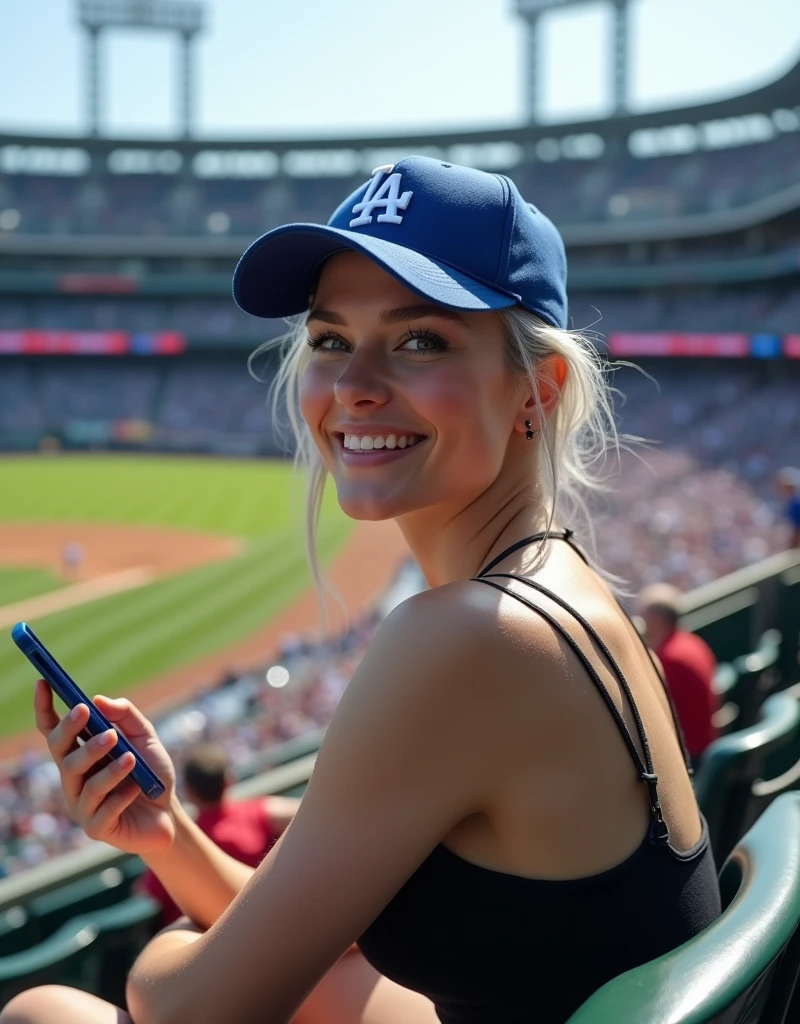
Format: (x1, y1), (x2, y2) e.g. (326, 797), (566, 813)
(0, 0), (799, 138)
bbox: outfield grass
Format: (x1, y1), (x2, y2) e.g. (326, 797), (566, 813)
(0, 567), (63, 606)
(0, 455), (351, 739)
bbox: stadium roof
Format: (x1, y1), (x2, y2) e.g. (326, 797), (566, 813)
(1, 49), (799, 152)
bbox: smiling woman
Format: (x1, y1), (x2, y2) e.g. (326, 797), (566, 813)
(4, 157), (721, 1024)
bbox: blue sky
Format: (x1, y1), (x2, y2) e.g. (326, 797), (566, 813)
(1, 0), (799, 137)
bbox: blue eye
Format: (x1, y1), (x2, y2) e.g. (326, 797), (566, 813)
(399, 330), (449, 355)
(308, 332), (348, 352)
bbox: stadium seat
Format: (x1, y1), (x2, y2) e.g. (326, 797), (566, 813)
(695, 692), (800, 864)
(712, 662), (740, 733)
(565, 791), (800, 1024)
(778, 566), (800, 689)
(0, 894), (161, 1008)
(710, 632), (782, 736)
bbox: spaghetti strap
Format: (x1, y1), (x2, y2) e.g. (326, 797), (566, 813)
(479, 529), (694, 777)
(473, 528), (683, 846)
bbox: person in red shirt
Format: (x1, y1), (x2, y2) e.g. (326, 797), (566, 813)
(138, 742), (300, 925)
(637, 584), (719, 770)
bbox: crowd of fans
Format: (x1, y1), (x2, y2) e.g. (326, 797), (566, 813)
(3, 129), (800, 237)
(2, 276), (800, 346)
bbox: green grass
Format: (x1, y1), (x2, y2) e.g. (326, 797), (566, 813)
(0, 455), (351, 739)
(0, 567), (63, 606)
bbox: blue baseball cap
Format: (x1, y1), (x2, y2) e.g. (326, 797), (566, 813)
(233, 155), (568, 329)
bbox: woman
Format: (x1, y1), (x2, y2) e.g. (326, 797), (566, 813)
(2, 157), (721, 1024)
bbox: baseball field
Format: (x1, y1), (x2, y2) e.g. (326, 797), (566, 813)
(0, 454), (357, 742)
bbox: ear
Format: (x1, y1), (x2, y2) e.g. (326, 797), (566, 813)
(516, 354), (568, 434)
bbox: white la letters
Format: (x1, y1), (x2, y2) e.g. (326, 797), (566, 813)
(349, 168), (413, 228)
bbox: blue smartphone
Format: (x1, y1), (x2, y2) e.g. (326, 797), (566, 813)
(11, 622), (165, 801)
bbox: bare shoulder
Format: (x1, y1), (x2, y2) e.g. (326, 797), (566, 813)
(337, 579), (567, 740)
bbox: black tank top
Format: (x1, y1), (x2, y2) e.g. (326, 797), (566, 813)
(357, 530), (722, 1024)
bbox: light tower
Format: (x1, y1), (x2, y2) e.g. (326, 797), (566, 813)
(514, 0), (631, 123)
(77, 0), (207, 137)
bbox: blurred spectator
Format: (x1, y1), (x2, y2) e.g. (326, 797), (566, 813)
(776, 467), (800, 549)
(138, 741), (300, 925)
(637, 583), (719, 769)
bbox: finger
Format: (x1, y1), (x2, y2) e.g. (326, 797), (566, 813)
(46, 702), (91, 762)
(93, 696), (157, 744)
(33, 680), (60, 739)
(83, 778), (141, 841)
(77, 750), (136, 823)
(60, 729), (118, 805)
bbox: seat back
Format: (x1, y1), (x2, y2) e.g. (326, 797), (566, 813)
(565, 792), (800, 1024)
(695, 692), (800, 865)
(729, 631), (782, 731)
(778, 566), (800, 689)
(0, 894), (161, 1009)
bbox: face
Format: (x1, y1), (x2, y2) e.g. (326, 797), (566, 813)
(298, 252), (529, 522)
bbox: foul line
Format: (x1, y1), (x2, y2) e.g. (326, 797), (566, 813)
(0, 568), (155, 630)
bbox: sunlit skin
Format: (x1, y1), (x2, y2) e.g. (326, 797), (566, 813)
(299, 252), (566, 587)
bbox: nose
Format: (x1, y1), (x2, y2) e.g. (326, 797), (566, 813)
(333, 348), (391, 411)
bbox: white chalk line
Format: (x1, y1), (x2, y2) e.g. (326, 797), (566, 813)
(0, 568), (155, 630)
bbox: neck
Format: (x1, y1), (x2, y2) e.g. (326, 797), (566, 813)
(396, 463), (551, 588)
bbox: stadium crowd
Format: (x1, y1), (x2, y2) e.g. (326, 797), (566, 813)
(2, 278), (799, 343)
(3, 129), (800, 237)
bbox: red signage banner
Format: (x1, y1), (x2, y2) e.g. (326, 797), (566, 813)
(0, 331), (186, 355)
(609, 333), (750, 357)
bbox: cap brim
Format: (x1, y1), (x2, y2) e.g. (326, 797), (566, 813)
(232, 223), (518, 319)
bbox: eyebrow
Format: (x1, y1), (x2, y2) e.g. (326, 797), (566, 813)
(307, 303), (469, 327)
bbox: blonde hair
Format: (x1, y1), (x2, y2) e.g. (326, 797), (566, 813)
(249, 304), (620, 591)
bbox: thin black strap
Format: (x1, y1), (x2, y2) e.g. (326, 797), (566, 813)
(480, 529), (694, 778)
(473, 530), (671, 845)
(474, 577), (669, 846)
(478, 529), (577, 579)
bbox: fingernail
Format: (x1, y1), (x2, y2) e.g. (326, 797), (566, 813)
(98, 730), (114, 746)
(69, 705), (83, 722)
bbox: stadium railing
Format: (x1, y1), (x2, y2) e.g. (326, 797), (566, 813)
(695, 692), (800, 865)
(565, 792), (800, 1024)
(679, 550), (800, 666)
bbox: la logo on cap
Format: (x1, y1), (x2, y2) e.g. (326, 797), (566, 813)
(350, 165), (413, 228)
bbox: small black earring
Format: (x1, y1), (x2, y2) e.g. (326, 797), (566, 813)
(525, 419), (535, 441)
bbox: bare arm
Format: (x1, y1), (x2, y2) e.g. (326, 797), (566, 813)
(126, 586), (515, 1024)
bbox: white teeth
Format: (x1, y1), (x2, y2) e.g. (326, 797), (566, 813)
(341, 433), (422, 452)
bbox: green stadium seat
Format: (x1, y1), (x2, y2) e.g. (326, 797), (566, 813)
(0, 894), (161, 1009)
(565, 791), (800, 1024)
(711, 662), (740, 733)
(695, 692), (800, 865)
(710, 632), (783, 736)
(778, 565), (800, 688)
(730, 630), (782, 729)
